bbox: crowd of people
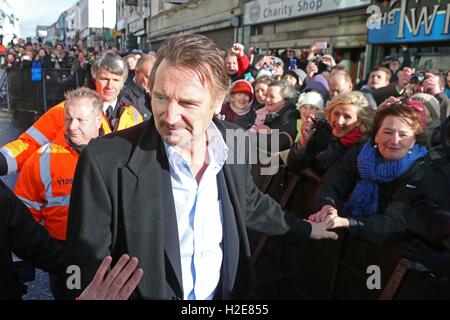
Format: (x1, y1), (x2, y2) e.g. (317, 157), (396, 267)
(0, 34), (450, 300)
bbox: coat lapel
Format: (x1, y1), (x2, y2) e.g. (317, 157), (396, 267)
(120, 120), (183, 299)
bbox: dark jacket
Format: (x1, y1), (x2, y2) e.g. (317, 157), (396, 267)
(314, 143), (428, 246)
(0, 180), (63, 300)
(64, 118), (312, 300)
(406, 117), (450, 247)
(121, 79), (152, 120)
(236, 103), (300, 153)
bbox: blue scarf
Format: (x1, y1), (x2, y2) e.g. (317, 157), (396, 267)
(344, 141), (428, 217)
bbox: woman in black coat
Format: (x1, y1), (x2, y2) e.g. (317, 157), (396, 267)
(309, 104), (429, 246)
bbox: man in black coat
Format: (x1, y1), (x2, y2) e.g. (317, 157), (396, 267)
(64, 33), (337, 300)
(0, 178), (143, 300)
(403, 116), (450, 281)
(0, 179), (62, 299)
(121, 54), (156, 120)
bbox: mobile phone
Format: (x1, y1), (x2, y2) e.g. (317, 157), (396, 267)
(289, 58), (297, 70)
(315, 42), (327, 50)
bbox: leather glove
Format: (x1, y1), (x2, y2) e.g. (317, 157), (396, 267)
(402, 239), (450, 278)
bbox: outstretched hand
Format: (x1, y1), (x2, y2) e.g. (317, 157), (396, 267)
(309, 215), (339, 240)
(78, 254), (144, 300)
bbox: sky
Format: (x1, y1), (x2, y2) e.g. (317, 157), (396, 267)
(4, 0), (78, 38)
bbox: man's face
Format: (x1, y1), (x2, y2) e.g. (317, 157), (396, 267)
(126, 56), (138, 71)
(135, 60), (155, 93)
(152, 60), (223, 149)
(65, 98), (102, 145)
(226, 55), (238, 75)
(368, 70), (390, 90)
(328, 75), (352, 99)
(94, 68), (125, 103)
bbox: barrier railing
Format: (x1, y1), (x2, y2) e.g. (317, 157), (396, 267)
(249, 165), (450, 299)
(5, 67), (83, 115)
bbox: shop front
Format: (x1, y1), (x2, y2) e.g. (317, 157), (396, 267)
(367, 0), (450, 72)
(243, 0), (371, 82)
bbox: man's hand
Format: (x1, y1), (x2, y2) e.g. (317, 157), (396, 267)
(309, 216), (338, 240)
(306, 61), (318, 78)
(397, 67), (414, 90)
(78, 254), (144, 300)
(321, 54), (336, 67)
(255, 56), (274, 70)
(231, 43), (245, 58)
(379, 96), (402, 109)
(422, 73), (443, 96)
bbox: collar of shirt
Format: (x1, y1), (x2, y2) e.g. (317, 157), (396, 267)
(163, 121), (229, 300)
(103, 99), (118, 114)
(163, 121), (229, 181)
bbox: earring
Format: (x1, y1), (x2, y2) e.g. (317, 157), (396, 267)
(408, 149), (412, 155)
(373, 144), (378, 149)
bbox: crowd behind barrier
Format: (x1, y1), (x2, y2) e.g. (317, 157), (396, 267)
(249, 164), (450, 300)
(1, 36), (450, 300)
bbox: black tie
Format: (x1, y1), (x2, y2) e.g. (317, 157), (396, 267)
(106, 105), (115, 128)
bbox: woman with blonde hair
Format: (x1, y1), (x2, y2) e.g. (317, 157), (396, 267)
(287, 91), (375, 176)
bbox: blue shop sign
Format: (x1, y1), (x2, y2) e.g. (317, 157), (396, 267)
(368, 0), (450, 44)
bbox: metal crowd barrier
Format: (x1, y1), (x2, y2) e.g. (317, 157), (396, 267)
(249, 165), (450, 300)
(5, 67), (83, 115)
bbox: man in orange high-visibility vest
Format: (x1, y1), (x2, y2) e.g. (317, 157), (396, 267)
(0, 51), (143, 176)
(14, 87), (104, 299)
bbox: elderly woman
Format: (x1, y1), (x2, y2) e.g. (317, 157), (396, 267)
(237, 80), (299, 152)
(219, 80), (254, 123)
(287, 91), (374, 176)
(309, 104), (428, 246)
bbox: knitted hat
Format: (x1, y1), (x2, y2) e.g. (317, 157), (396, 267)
(297, 91), (324, 110)
(410, 93), (440, 122)
(304, 74), (329, 98)
(230, 79), (254, 101)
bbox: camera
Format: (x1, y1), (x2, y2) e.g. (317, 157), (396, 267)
(311, 117), (329, 132)
(410, 71), (427, 85)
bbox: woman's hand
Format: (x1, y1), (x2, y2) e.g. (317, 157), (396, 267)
(299, 116), (315, 147)
(308, 205), (338, 223)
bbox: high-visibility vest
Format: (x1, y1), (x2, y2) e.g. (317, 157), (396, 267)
(0, 100), (143, 175)
(14, 133), (78, 241)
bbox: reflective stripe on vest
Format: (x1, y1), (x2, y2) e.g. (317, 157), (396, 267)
(17, 195), (44, 211)
(130, 107), (141, 124)
(39, 144), (71, 208)
(0, 146), (18, 174)
(26, 126), (50, 146)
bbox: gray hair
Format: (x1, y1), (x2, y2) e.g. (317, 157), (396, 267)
(91, 51), (129, 81)
(269, 80), (297, 100)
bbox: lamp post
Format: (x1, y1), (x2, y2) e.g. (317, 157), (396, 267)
(102, 0), (105, 48)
